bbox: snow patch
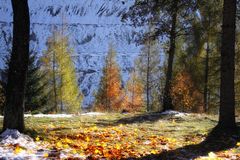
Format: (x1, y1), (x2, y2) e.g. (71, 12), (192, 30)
(161, 110), (188, 117)
(27, 112), (105, 117)
(0, 129), (45, 159)
(0, 113), (105, 119)
(30, 114), (74, 118)
(0, 129), (36, 148)
(81, 112), (105, 116)
(0, 129), (84, 159)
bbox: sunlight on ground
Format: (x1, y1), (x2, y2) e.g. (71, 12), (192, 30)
(0, 112), (239, 159)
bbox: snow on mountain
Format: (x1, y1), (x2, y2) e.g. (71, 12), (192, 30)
(0, 0), (144, 107)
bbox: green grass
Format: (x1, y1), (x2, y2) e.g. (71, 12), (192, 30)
(0, 113), (234, 159)
(21, 113), (216, 146)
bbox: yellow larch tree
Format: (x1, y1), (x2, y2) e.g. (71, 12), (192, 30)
(41, 31), (82, 113)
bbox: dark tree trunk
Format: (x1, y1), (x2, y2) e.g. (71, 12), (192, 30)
(204, 39), (210, 112)
(162, 3), (178, 111)
(204, 13), (211, 113)
(3, 0), (30, 132)
(146, 37), (151, 112)
(218, 0), (236, 130)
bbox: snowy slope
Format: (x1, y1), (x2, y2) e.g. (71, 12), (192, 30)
(0, 0), (144, 107)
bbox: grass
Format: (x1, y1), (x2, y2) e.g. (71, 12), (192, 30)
(23, 113), (216, 141)
(0, 112), (239, 159)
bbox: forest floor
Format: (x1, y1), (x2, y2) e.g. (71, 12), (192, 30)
(0, 111), (240, 159)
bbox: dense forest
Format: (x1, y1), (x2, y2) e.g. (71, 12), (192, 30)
(0, 0), (239, 159)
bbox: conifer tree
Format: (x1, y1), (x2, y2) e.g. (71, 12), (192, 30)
(95, 44), (122, 112)
(136, 38), (161, 112)
(124, 69), (144, 112)
(186, 0), (223, 112)
(41, 31), (82, 113)
(0, 50), (47, 113)
(124, 0), (197, 111)
(25, 52), (48, 112)
(55, 34), (81, 113)
(40, 38), (58, 113)
(171, 0), (223, 113)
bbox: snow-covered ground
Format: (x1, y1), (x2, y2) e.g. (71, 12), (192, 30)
(24, 114), (74, 118)
(0, 129), (86, 159)
(0, 111), (189, 119)
(160, 110), (189, 118)
(80, 112), (105, 116)
(0, 112), (106, 119)
(0, 111), (190, 159)
(0, 129), (47, 159)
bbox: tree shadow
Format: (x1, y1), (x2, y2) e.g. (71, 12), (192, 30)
(116, 112), (169, 124)
(126, 127), (239, 160)
(89, 112), (186, 127)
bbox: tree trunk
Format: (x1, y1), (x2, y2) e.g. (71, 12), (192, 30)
(132, 70), (135, 107)
(204, 39), (210, 112)
(3, 0), (30, 132)
(146, 37), (151, 112)
(162, 3), (178, 111)
(218, 0), (236, 130)
(204, 13), (211, 113)
(52, 50), (58, 113)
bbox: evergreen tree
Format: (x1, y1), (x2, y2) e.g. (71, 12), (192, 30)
(24, 52), (48, 112)
(94, 44), (122, 112)
(189, 0), (223, 112)
(1, 51), (48, 113)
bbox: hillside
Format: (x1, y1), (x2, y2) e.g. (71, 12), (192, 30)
(0, 0), (144, 107)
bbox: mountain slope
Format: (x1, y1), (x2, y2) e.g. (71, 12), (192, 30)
(0, 0), (143, 107)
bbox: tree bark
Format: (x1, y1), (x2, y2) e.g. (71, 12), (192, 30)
(204, 13), (211, 113)
(146, 36), (151, 112)
(3, 0), (30, 132)
(218, 0), (236, 130)
(204, 39), (210, 112)
(162, 2), (178, 111)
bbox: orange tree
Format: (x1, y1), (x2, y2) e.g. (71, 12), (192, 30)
(94, 44), (123, 112)
(171, 70), (204, 112)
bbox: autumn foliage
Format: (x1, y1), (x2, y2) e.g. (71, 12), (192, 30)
(171, 71), (204, 113)
(94, 45), (123, 112)
(123, 70), (144, 112)
(41, 31), (82, 113)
